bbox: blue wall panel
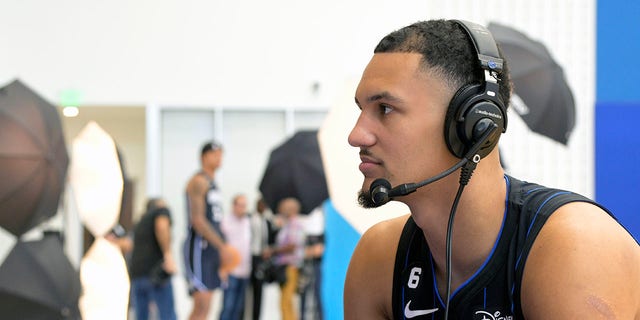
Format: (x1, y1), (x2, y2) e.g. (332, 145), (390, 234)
(596, 0), (640, 102)
(320, 200), (360, 320)
(595, 103), (640, 239)
(595, 0), (640, 239)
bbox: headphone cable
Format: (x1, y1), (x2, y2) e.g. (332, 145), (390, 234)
(443, 159), (478, 320)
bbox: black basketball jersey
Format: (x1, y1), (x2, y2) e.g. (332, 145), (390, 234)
(391, 175), (620, 319)
(186, 171), (224, 238)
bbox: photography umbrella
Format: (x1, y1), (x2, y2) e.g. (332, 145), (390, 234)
(259, 130), (329, 215)
(488, 22), (576, 145)
(69, 121), (123, 237)
(0, 233), (81, 319)
(0, 80), (69, 236)
(69, 122), (129, 319)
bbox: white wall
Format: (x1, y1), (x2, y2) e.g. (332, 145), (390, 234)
(1, 0), (431, 108)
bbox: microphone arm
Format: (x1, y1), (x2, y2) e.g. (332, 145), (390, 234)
(374, 120), (499, 202)
(387, 158), (468, 198)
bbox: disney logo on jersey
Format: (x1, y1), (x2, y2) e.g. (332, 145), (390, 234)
(474, 310), (513, 320)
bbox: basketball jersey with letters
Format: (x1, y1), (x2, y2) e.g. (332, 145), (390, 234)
(391, 175), (622, 319)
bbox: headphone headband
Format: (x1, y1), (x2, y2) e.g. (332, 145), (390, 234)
(453, 20), (504, 73)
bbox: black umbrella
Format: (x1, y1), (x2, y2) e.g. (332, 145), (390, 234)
(259, 130), (329, 215)
(488, 22), (576, 145)
(0, 232), (81, 319)
(0, 79), (69, 236)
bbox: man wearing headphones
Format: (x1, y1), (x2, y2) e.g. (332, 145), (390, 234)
(344, 19), (640, 319)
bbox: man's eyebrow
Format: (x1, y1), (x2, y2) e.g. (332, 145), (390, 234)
(355, 91), (403, 106)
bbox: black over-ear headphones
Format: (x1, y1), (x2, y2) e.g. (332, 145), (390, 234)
(444, 20), (508, 159)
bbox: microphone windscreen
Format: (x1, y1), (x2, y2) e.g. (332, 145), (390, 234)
(370, 178), (392, 205)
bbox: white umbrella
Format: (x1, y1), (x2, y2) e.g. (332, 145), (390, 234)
(69, 121), (129, 319)
(318, 79), (408, 235)
(69, 121), (123, 237)
(78, 237), (129, 320)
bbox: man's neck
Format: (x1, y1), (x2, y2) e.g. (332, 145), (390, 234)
(202, 167), (215, 178)
(408, 166), (506, 293)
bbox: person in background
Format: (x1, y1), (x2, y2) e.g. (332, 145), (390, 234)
(299, 232), (324, 320)
(183, 141), (233, 320)
(128, 198), (177, 320)
(249, 197), (274, 320)
(264, 197), (306, 320)
(219, 194), (252, 320)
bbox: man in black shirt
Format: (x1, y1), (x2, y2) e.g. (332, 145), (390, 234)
(130, 198), (177, 320)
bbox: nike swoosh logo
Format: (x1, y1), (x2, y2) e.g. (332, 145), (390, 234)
(404, 300), (438, 318)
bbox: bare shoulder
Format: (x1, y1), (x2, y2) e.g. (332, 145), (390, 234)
(351, 214), (409, 270)
(344, 214), (410, 320)
(521, 201), (640, 319)
(186, 173), (208, 195)
(360, 213), (410, 249)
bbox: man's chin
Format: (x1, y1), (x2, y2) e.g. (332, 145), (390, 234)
(357, 189), (383, 208)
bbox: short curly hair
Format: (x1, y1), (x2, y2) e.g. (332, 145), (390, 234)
(374, 19), (511, 109)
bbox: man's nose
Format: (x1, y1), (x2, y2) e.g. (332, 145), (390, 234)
(348, 114), (375, 148)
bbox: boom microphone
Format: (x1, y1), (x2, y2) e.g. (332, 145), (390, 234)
(369, 119), (499, 206)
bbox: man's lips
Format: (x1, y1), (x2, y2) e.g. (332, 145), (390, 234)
(358, 154), (382, 175)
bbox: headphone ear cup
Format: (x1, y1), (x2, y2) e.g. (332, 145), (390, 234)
(462, 101), (505, 158)
(444, 84), (483, 158)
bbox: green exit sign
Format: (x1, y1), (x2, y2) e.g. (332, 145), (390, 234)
(59, 89), (82, 107)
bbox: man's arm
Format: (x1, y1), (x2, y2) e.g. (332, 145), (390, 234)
(521, 202), (640, 319)
(187, 175), (225, 249)
(344, 214), (408, 320)
(154, 212), (177, 274)
(305, 243), (325, 259)
(105, 234), (133, 254)
(264, 243), (296, 257)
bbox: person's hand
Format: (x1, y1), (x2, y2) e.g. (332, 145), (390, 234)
(311, 243), (324, 257)
(104, 234), (133, 253)
(162, 253), (177, 274)
(219, 269), (229, 283)
(104, 233), (118, 243)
